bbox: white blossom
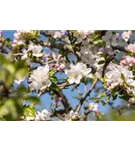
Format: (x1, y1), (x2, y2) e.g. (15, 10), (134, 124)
(13, 32), (21, 40)
(34, 109), (51, 121)
(74, 30), (88, 43)
(75, 30), (95, 43)
(121, 31), (132, 42)
(120, 55), (135, 66)
(65, 110), (79, 121)
(28, 42), (43, 57)
(127, 42), (135, 53)
(105, 63), (135, 90)
(65, 62), (91, 84)
(89, 103), (99, 112)
(29, 65), (51, 91)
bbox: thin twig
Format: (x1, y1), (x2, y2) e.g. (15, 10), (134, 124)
(76, 79), (98, 113)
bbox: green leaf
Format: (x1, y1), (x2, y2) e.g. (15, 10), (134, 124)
(50, 76), (58, 83)
(49, 69), (56, 77)
(121, 73), (132, 88)
(50, 82), (59, 92)
(98, 92), (106, 98)
(98, 60), (105, 65)
(93, 39), (104, 45)
(119, 94), (131, 101)
(112, 89), (119, 100)
(26, 96), (40, 104)
(103, 76), (107, 87)
(15, 68), (27, 80)
(23, 105), (36, 117)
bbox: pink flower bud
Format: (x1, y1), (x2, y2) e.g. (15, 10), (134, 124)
(57, 67), (60, 71)
(55, 64), (60, 68)
(59, 97), (63, 101)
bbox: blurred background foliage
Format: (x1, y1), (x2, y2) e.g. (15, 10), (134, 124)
(0, 53), (39, 120)
(86, 107), (135, 121)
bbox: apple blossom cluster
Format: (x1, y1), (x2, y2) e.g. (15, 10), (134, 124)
(74, 30), (95, 43)
(120, 56), (135, 66)
(127, 42), (135, 53)
(29, 65), (51, 92)
(65, 62), (92, 84)
(105, 63), (135, 91)
(12, 30), (30, 47)
(21, 42), (43, 60)
(121, 31), (132, 42)
(64, 110), (79, 121)
(12, 30), (39, 47)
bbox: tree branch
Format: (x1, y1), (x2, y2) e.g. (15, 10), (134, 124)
(0, 81), (10, 97)
(102, 55), (115, 78)
(112, 45), (127, 52)
(51, 88), (72, 113)
(76, 79), (98, 113)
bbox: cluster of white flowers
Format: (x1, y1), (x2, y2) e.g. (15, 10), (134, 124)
(21, 42), (43, 60)
(65, 110), (79, 121)
(12, 30), (36, 47)
(29, 65), (51, 91)
(12, 31), (27, 47)
(121, 31), (132, 42)
(75, 30), (95, 43)
(127, 42), (135, 53)
(28, 42), (43, 57)
(65, 62), (91, 84)
(79, 46), (105, 79)
(105, 63), (135, 91)
(120, 55), (135, 66)
(34, 109), (51, 121)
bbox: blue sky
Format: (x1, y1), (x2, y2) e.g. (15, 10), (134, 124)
(2, 30), (123, 113)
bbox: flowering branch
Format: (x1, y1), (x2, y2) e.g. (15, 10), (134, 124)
(1, 30), (135, 121)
